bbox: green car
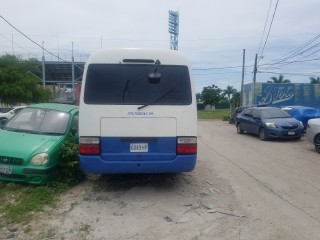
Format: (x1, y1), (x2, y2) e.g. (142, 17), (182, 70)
(0, 103), (79, 184)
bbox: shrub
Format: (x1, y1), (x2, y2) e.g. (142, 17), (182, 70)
(58, 134), (85, 185)
(222, 116), (230, 121)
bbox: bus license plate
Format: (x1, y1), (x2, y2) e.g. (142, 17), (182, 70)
(0, 165), (12, 174)
(288, 131), (295, 136)
(130, 143), (148, 152)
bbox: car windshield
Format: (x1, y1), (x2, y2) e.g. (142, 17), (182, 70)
(4, 108), (71, 135)
(260, 108), (291, 119)
(0, 108), (13, 113)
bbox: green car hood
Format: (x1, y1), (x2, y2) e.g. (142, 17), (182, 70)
(0, 129), (63, 160)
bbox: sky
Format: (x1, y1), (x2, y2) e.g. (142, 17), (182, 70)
(1, 0), (320, 93)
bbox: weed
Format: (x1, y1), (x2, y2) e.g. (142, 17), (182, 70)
(79, 223), (91, 234)
(0, 181), (68, 226)
(58, 133), (85, 185)
(24, 225), (32, 233)
(46, 227), (57, 238)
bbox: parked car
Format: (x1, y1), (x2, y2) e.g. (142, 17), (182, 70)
(0, 103), (79, 184)
(235, 107), (304, 141)
(287, 106), (320, 130)
(280, 105), (304, 112)
(229, 106), (247, 124)
(306, 118), (320, 153)
(64, 88), (73, 93)
(0, 106), (27, 122)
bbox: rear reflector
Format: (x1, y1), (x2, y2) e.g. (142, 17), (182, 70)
(79, 137), (100, 155)
(177, 137), (197, 155)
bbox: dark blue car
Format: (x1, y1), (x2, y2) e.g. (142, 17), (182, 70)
(235, 107), (304, 141)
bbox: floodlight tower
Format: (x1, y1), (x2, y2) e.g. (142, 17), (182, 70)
(168, 10), (179, 50)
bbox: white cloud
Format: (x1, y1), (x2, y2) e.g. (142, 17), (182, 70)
(1, 0), (320, 92)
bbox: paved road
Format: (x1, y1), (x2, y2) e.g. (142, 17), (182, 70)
(19, 120), (320, 240)
(198, 120), (320, 240)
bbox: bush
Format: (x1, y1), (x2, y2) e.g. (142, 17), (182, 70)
(216, 100), (230, 109)
(222, 116), (230, 121)
(58, 134), (85, 185)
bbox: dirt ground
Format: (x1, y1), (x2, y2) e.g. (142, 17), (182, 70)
(4, 120), (320, 240)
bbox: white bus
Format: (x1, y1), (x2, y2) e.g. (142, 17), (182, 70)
(79, 48), (197, 173)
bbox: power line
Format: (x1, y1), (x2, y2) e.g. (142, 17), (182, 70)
(193, 65), (254, 71)
(193, 71), (243, 76)
(0, 15), (83, 70)
(0, 33), (35, 56)
(258, 70), (318, 77)
(259, 58), (320, 70)
(261, 33), (320, 68)
(258, 0), (280, 63)
(257, 0), (273, 55)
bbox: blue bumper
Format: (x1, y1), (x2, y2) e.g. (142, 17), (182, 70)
(265, 128), (304, 139)
(80, 155), (196, 174)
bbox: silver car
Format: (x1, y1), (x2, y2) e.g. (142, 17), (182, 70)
(0, 106), (26, 122)
(306, 118), (320, 153)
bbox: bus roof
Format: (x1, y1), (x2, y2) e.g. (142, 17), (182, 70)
(85, 48), (190, 66)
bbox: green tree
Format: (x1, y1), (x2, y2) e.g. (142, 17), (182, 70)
(223, 85), (236, 102)
(231, 91), (241, 108)
(196, 93), (202, 102)
(0, 54), (51, 105)
(222, 85), (237, 116)
(201, 84), (222, 108)
(310, 76), (320, 84)
(267, 74), (291, 83)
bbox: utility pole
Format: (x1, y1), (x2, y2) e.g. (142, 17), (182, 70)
(253, 53), (258, 105)
(240, 49), (245, 106)
(71, 42), (75, 103)
(42, 41), (46, 89)
(12, 34), (14, 55)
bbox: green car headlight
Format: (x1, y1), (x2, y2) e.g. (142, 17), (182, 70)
(265, 122), (277, 128)
(30, 153), (49, 166)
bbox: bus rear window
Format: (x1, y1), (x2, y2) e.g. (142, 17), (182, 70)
(84, 64), (192, 105)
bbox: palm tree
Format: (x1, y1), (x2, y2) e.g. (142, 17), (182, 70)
(223, 85), (236, 102)
(231, 91), (241, 108)
(310, 76), (320, 84)
(267, 74), (291, 83)
(223, 85), (237, 117)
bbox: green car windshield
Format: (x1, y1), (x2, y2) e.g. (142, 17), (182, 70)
(4, 108), (71, 135)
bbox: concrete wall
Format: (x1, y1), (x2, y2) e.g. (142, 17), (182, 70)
(243, 83), (320, 109)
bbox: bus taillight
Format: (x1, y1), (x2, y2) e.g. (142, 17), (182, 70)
(79, 137), (100, 155)
(177, 137), (197, 155)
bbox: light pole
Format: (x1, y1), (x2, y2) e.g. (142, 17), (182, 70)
(168, 10), (179, 50)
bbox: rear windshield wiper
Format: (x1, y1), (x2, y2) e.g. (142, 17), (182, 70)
(122, 80), (130, 103)
(138, 86), (176, 110)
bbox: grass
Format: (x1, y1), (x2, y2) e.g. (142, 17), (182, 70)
(0, 110), (229, 229)
(197, 109), (231, 120)
(0, 181), (68, 228)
